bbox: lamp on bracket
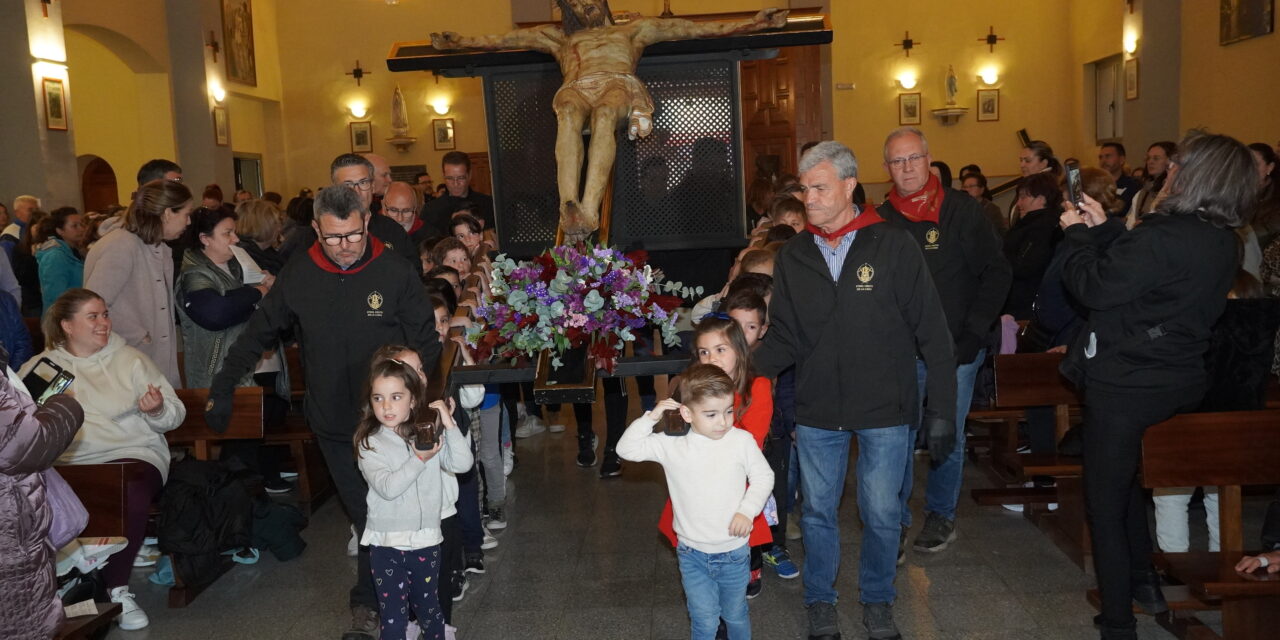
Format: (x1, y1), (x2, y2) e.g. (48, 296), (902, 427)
(978, 66), (999, 86)
(348, 101), (368, 119)
(896, 70), (918, 90)
(429, 97), (451, 115)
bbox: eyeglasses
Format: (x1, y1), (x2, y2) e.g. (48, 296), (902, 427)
(341, 178), (374, 191)
(385, 206), (416, 217)
(886, 153), (927, 169)
(320, 230), (365, 246)
(443, 176), (469, 183)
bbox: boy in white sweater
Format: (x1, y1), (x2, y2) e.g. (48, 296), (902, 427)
(617, 363), (774, 640)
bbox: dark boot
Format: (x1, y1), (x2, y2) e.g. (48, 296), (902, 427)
(1131, 567), (1168, 615)
(576, 432), (598, 467)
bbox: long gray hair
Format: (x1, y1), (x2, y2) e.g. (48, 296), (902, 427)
(1158, 131), (1258, 229)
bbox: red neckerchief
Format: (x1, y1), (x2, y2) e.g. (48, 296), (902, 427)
(408, 218), (424, 235)
(805, 204), (883, 240)
(886, 172), (945, 223)
(308, 236), (385, 274)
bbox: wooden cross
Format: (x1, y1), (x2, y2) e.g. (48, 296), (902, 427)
(894, 31), (920, 57)
(660, 0), (674, 18)
(978, 26), (1005, 53)
(206, 31), (221, 62)
(346, 60), (372, 86)
(1127, 0), (1135, 14)
(41, 0), (53, 18)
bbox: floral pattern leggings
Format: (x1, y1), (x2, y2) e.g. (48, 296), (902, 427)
(369, 544), (444, 640)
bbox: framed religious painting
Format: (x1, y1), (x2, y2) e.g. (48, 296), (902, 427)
(350, 121), (373, 153)
(898, 93), (921, 126)
(213, 106), (230, 146)
(1220, 0), (1274, 45)
(42, 78), (68, 130)
(221, 0), (257, 86)
(1124, 58), (1139, 100)
(433, 118), (456, 150)
(976, 89), (1000, 122)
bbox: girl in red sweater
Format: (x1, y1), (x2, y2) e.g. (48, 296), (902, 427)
(660, 315), (774, 598)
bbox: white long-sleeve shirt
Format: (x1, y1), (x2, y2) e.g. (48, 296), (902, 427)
(617, 412), (774, 554)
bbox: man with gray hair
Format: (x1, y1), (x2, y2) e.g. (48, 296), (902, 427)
(877, 127), (1010, 563)
(381, 181), (430, 244)
(0, 195), (40, 262)
(206, 185), (438, 640)
(754, 141), (957, 640)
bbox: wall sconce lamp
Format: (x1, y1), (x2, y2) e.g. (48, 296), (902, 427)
(1123, 33), (1138, 55)
(896, 71), (918, 90)
(348, 101), (368, 118)
(429, 98), (451, 115)
(978, 66), (999, 85)
(209, 80), (226, 103)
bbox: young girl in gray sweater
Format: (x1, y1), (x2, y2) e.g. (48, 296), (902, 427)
(354, 358), (472, 639)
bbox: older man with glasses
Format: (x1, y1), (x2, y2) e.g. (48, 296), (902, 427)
(876, 127), (1011, 567)
(206, 185), (438, 640)
(381, 181), (430, 244)
(278, 154), (421, 274)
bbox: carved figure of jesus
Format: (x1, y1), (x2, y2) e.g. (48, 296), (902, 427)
(432, 0), (788, 242)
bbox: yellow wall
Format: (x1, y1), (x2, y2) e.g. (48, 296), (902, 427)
(273, 1), (512, 193)
(65, 29), (175, 188)
(1180, 0), (1280, 144)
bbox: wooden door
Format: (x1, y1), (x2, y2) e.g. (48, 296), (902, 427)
(81, 157), (119, 213)
(740, 45), (823, 179)
(467, 152), (492, 197)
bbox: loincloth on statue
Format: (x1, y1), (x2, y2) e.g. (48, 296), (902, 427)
(554, 71), (655, 137)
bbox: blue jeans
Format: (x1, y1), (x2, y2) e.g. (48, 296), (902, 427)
(677, 542), (751, 640)
(899, 350), (984, 526)
(797, 424), (911, 605)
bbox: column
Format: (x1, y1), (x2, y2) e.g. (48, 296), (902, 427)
(165, 0), (235, 190)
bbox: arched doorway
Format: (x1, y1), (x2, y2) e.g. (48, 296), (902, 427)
(80, 156), (119, 212)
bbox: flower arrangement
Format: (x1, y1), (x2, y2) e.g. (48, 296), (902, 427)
(466, 244), (701, 371)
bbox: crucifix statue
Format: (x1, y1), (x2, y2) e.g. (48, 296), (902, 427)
(432, 0), (788, 242)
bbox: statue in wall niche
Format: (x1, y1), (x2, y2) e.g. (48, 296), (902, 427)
(945, 65), (958, 106)
(431, 0), (788, 243)
(390, 85), (410, 137)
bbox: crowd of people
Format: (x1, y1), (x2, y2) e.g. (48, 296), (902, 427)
(1, 124), (1277, 640)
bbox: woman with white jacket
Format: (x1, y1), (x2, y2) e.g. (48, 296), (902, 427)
(20, 287), (185, 631)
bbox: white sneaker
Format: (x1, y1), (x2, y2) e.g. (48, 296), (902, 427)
(514, 414), (547, 438)
(347, 524), (358, 557)
(110, 586), (149, 630)
(545, 412), (565, 432)
(405, 619), (422, 640)
(133, 544), (160, 567)
(503, 442), (514, 477)
(481, 524), (499, 550)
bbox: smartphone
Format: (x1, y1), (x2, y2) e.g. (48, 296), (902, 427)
(22, 358), (75, 405)
(1064, 160), (1084, 209)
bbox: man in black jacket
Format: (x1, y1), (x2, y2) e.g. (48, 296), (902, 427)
(877, 127), (1012, 558)
(421, 151), (495, 235)
(754, 141), (957, 640)
(205, 186), (439, 640)
(279, 155), (422, 276)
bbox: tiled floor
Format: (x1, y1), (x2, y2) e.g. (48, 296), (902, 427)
(106, 401), (1245, 640)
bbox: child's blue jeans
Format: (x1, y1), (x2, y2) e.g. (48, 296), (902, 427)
(676, 542), (751, 639)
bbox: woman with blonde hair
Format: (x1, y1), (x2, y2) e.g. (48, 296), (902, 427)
(83, 179), (193, 387)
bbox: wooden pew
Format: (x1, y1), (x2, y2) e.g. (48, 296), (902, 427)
(1100, 409), (1280, 640)
(167, 387), (265, 460)
(54, 462), (146, 638)
(970, 353), (1083, 497)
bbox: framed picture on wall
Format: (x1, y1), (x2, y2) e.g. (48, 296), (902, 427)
(1124, 58), (1139, 100)
(898, 93), (921, 126)
(350, 121), (373, 153)
(213, 106), (230, 146)
(1220, 0), (1274, 45)
(433, 118), (456, 150)
(42, 78), (67, 131)
(976, 89), (1000, 122)
(221, 0), (257, 86)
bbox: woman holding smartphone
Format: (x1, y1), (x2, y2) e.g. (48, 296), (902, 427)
(1056, 132), (1256, 640)
(19, 287), (185, 632)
